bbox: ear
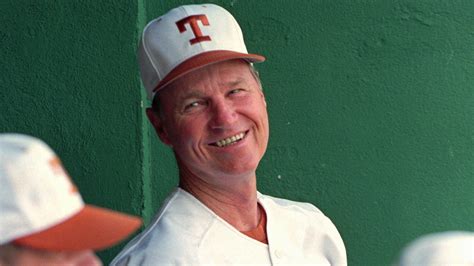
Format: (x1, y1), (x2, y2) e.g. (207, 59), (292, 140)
(146, 108), (172, 146)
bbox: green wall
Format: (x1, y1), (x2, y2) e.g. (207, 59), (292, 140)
(1, 1), (473, 265)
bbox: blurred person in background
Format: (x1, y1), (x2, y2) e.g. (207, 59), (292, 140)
(0, 133), (142, 266)
(398, 231), (474, 266)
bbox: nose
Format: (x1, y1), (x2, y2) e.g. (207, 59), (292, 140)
(210, 99), (237, 130)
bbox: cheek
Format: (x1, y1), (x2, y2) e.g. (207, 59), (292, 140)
(169, 119), (204, 147)
(249, 99), (269, 124)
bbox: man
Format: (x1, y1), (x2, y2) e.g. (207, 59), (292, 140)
(0, 133), (142, 266)
(112, 3), (346, 265)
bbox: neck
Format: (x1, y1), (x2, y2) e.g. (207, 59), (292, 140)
(178, 165), (260, 231)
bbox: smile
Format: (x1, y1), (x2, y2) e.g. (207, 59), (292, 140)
(213, 131), (247, 147)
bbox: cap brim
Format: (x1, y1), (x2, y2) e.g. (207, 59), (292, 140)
(13, 205), (142, 251)
(154, 50), (265, 94)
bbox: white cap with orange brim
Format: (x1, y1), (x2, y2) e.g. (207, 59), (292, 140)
(0, 133), (142, 251)
(138, 3), (265, 99)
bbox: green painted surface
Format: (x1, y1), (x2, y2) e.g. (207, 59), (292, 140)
(1, 0), (473, 265)
(0, 0), (145, 260)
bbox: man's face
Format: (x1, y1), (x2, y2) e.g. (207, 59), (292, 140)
(149, 59), (269, 185)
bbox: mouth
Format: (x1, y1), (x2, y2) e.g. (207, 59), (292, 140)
(210, 131), (248, 147)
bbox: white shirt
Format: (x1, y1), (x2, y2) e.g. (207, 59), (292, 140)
(111, 188), (347, 266)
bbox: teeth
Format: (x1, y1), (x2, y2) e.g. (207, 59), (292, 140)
(216, 132), (245, 147)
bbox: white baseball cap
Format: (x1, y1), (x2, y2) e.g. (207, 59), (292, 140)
(398, 231), (474, 265)
(139, 3), (265, 99)
(0, 133), (142, 251)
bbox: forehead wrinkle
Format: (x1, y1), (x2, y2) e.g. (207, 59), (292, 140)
(219, 77), (246, 89)
(177, 90), (206, 102)
(172, 68), (214, 101)
(177, 76), (247, 102)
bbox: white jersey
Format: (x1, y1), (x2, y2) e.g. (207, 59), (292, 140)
(111, 188), (347, 266)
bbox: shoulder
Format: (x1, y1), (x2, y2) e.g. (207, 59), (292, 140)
(260, 192), (339, 229)
(259, 192), (347, 264)
(111, 228), (201, 265)
(111, 188), (216, 266)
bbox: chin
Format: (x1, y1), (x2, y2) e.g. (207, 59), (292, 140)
(218, 161), (260, 177)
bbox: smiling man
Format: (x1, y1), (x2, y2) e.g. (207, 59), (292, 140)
(112, 4), (346, 265)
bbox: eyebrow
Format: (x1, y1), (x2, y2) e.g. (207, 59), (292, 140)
(175, 77), (248, 102)
(220, 77), (246, 88)
(176, 91), (204, 103)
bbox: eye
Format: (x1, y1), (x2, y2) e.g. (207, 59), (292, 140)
(185, 102), (199, 109)
(183, 100), (205, 113)
(228, 88), (245, 95)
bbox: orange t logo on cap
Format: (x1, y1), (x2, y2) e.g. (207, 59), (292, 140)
(49, 157), (78, 193)
(176, 15), (212, 45)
